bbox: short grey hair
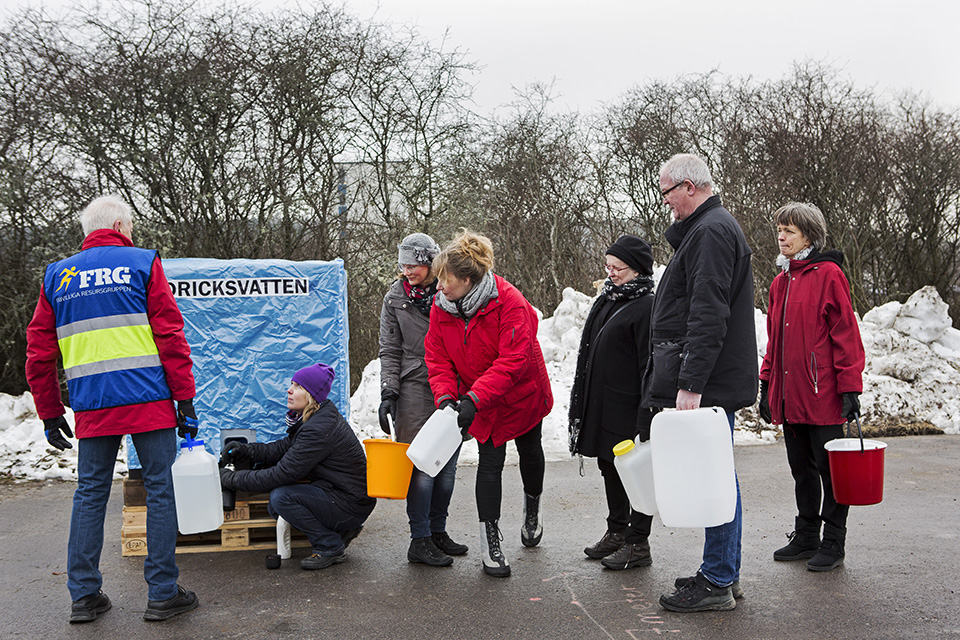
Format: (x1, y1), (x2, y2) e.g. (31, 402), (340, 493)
(773, 202), (828, 250)
(80, 195), (133, 236)
(660, 153), (714, 189)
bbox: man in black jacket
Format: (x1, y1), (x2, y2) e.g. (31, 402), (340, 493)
(643, 154), (758, 612)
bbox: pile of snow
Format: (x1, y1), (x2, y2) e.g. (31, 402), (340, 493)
(859, 287), (960, 432)
(2, 285), (957, 481)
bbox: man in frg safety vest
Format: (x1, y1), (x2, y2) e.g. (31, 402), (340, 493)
(26, 195), (200, 623)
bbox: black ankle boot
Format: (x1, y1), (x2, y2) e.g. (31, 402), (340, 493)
(584, 531), (625, 559)
(521, 493), (542, 547)
(773, 517), (821, 561)
(408, 537), (453, 567)
(432, 531), (468, 556)
(807, 539), (845, 571)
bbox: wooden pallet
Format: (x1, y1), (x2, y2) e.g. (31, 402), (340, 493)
(120, 498), (309, 557)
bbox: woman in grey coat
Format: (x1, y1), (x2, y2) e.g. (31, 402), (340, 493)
(378, 233), (467, 567)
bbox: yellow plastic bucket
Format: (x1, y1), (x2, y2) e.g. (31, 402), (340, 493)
(363, 438), (414, 500)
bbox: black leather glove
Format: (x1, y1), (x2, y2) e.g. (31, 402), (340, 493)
(176, 399), (198, 439)
(219, 466), (236, 490)
(219, 441), (250, 467)
(841, 392), (861, 422)
(378, 390), (398, 436)
(455, 396), (477, 436)
(438, 398), (457, 412)
(758, 380), (772, 424)
(43, 415), (74, 451)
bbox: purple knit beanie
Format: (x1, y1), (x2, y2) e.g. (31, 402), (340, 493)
(291, 363), (335, 404)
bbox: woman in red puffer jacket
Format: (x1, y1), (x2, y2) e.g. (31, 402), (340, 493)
(424, 230), (553, 578)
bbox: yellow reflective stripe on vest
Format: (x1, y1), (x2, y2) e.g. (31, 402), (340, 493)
(60, 323), (160, 376)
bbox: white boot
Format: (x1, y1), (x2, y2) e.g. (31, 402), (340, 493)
(521, 493), (542, 547)
(479, 520), (510, 577)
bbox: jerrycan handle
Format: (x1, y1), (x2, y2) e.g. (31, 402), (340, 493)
(182, 419), (200, 451)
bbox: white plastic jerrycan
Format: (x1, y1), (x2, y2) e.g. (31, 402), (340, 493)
(613, 439), (658, 515)
(650, 407), (736, 528)
(406, 406), (460, 477)
(172, 435), (224, 535)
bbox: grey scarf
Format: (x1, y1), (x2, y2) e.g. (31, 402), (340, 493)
(436, 271), (499, 319)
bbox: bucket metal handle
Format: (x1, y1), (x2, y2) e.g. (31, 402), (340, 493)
(845, 415), (864, 453)
(387, 413), (395, 441)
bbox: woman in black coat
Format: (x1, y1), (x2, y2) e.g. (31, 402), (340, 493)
(569, 235), (656, 570)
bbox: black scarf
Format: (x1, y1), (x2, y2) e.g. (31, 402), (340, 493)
(599, 275), (655, 301)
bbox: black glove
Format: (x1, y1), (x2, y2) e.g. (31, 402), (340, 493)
(219, 441), (250, 467)
(455, 396), (477, 436)
(758, 380), (772, 424)
(438, 398), (457, 412)
(841, 392), (861, 422)
(43, 416), (74, 451)
(219, 466), (236, 490)
(176, 399), (198, 439)
(378, 390), (399, 436)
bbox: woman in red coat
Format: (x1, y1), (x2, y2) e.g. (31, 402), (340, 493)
(759, 202), (865, 572)
(424, 230), (553, 578)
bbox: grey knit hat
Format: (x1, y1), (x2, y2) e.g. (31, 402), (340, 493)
(398, 233), (440, 266)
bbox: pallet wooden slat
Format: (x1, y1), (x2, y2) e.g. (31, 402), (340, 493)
(120, 497), (307, 557)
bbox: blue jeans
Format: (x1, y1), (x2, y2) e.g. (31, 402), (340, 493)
(69, 428), (179, 602)
(698, 411), (743, 588)
(268, 485), (366, 556)
(406, 445), (461, 538)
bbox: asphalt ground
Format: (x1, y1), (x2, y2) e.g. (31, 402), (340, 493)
(1, 434), (958, 639)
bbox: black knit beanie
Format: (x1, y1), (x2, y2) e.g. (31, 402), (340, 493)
(606, 235), (654, 276)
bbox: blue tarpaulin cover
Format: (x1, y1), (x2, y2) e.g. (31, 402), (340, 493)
(127, 258), (349, 467)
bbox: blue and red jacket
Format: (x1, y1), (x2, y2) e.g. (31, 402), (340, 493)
(26, 229), (195, 438)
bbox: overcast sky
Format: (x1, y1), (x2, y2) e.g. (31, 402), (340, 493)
(5, 0), (959, 116)
(336, 0), (960, 115)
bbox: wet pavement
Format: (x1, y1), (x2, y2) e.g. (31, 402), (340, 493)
(1, 434), (958, 639)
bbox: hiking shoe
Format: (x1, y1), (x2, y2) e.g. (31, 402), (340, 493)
(774, 529), (820, 561)
(300, 552), (346, 571)
(70, 590), (111, 623)
(340, 526), (363, 549)
(601, 541), (652, 570)
(432, 531), (468, 556)
(584, 531), (625, 560)
(675, 575), (744, 599)
(143, 585), (199, 621)
(408, 536), (453, 567)
(807, 540), (845, 572)
(660, 572), (736, 613)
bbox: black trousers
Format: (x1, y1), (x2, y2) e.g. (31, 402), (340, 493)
(783, 422), (849, 539)
(476, 423), (545, 522)
(597, 456), (653, 543)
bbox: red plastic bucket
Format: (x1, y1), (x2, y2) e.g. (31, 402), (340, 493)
(824, 437), (886, 506)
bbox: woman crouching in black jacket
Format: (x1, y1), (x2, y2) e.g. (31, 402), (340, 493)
(219, 363), (376, 570)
